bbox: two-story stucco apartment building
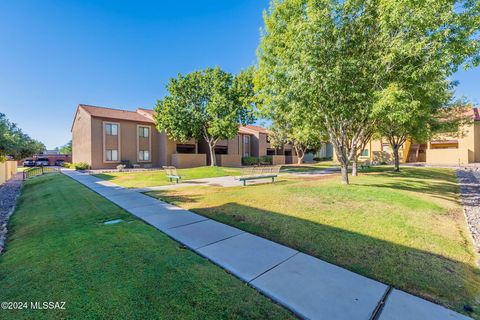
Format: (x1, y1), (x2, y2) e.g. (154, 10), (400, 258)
(71, 104), (297, 169)
(357, 107), (480, 166)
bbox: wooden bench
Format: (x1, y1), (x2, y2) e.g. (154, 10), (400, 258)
(238, 165), (280, 186)
(162, 166), (182, 183)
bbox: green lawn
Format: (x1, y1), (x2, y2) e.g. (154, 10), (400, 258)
(280, 160), (336, 172)
(94, 166), (242, 188)
(0, 174), (293, 320)
(147, 167), (480, 318)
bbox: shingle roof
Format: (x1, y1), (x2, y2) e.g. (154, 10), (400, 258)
(136, 108), (156, 121)
(239, 124), (269, 134)
(79, 104), (154, 123)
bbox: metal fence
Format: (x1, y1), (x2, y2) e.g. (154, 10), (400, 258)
(23, 166), (60, 180)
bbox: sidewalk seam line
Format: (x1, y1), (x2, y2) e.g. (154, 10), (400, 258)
(194, 232), (246, 251)
(248, 251), (300, 284)
(370, 286), (393, 320)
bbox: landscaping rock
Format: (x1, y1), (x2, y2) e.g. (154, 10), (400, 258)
(456, 170), (480, 262)
(0, 173), (23, 253)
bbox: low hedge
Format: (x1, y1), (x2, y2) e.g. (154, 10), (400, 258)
(242, 156), (273, 166)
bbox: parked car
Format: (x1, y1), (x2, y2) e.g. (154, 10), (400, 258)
(23, 159), (36, 167)
(55, 159), (65, 166)
(35, 158), (50, 166)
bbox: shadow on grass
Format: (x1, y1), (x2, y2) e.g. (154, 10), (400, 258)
(150, 190), (480, 317)
(93, 173), (116, 181)
(355, 167), (461, 204)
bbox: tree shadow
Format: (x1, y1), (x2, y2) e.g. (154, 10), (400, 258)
(149, 193), (480, 317)
(354, 167), (462, 204)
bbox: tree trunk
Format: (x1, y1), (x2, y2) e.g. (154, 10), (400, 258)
(352, 157), (358, 176)
(297, 153), (305, 164)
(340, 163), (349, 184)
(208, 143), (217, 166)
(393, 145), (400, 172)
(295, 146), (305, 164)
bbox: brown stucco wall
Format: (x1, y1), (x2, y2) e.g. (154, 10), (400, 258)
(475, 122), (480, 162)
(216, 154), (242, 167)
(171, 153), (206, 168)
(72, 107), (92, 165)
(0, 161), (17, 185)
(89, 117), (161, 169)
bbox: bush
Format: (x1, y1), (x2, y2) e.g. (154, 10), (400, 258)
(242, 156), (273, 166)
(313, 156), (333, 162)
(259, 156), (273, 165)
(242, 156), (259, 166)
(62, 162), (72, 168)
(73, 162), (90, 170)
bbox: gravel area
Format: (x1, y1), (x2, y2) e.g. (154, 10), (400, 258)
(0, 173), (23, 253)
(456, 169), (480, 263)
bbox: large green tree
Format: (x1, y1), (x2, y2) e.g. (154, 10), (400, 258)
(58, 140), (72, 155)
(370, 0), (479, 172)
(155, 67), (255, 166)
(0, 113), (45, 161)
(257, 0), (480, 184)
(257, 0), (383, 184)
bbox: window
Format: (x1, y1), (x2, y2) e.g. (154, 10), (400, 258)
(266, 135), (271, 143)
(176, 144), (196, 154)
(105, 123), (118, 136)
(139, 127), (149, 138)
(361, 149), (369, 157)
(267, 148), (276, 156)
(139, 150), (150, 161)
(214, 146), (228, 155)
(106, 149), (118, 161)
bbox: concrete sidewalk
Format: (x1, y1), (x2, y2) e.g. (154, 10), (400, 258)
(62, 170), (471, 320)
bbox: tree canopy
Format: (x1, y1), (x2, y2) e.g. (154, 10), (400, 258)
(155, 67), (255, 166)
(0, 113), (45, 161)
(257, 0), (480, 183)
(58, 140), (72, 155)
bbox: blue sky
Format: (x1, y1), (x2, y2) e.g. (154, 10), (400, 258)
(0, 1), (478, 149)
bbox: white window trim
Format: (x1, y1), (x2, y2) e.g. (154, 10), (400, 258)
(137, 124), (152, 163)
(103, 121), (121, 163)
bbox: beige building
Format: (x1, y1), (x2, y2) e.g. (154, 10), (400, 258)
(357, 107), (480, 166)
(71, 105), (296, 169)
(198, 125), (298, 166)
(71, 105), (206, 169)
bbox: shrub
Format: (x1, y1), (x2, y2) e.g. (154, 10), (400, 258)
(62, 162), (72, 168)
(242, 156), (259, 166)
(73, 162), (90, 170)
(242, 156), (273, 166)
(259, 156), (273, 165)
(313, 156), (333, 162)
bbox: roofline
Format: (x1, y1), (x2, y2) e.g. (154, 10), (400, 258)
(239, 125), (269, 135)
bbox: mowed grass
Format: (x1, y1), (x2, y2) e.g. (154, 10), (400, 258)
(147, 167), (480, 317)
(280, 160), (336, 172)
(0, 174), (294, 320)
(94, 166), (242, 188)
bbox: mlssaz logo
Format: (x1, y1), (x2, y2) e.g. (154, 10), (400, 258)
(30, 301), (66, 310)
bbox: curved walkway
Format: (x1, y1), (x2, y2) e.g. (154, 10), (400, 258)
(62, 169), (471, 320)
